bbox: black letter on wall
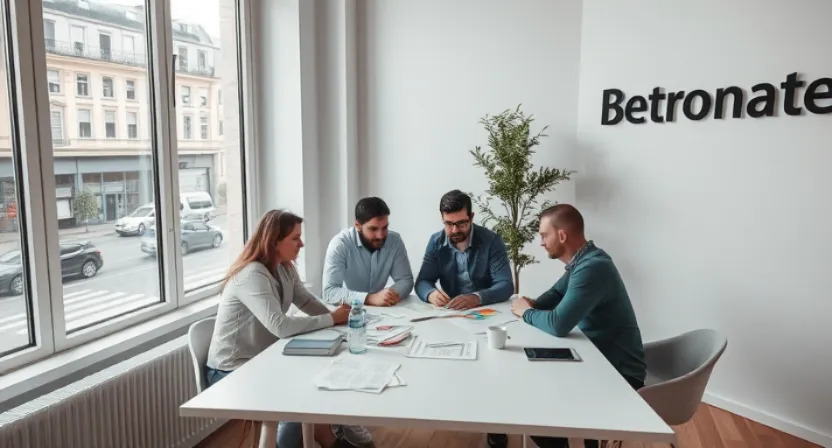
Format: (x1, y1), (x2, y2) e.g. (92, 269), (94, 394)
(648, 87), (666, 123)
(666, 91), (685, 122)
(625, 96), (648, 124)
(781, 72), (805, 116)
(683, 90), (712, 121)
(805, 78), (832, 114)
(747, 83), (777, 118)
(715, 87), (744, 119)
(602, 89), (625, 125)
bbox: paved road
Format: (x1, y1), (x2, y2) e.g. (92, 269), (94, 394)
(0, 216), (232, 354)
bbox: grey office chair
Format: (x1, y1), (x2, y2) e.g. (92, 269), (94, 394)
(187, 317), (216, 393)
(639, 329), (727, 427)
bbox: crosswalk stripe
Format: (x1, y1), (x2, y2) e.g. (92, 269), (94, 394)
(0, 316), (28, 332)
(69, 296), (158, 330)
(65, 293), (149, 322)
(0, 312), (26, 325)
(64, 290), (112, 305)
(63, 289), (93, 299)
(64, 292), (127, 313)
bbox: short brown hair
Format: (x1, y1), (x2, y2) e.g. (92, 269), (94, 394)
(540, 204), (584, 234)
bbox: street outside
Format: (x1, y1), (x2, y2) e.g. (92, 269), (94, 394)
(0, 214), (231, 354)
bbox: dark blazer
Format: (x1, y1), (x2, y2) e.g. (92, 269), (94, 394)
(414, 224), (513, 305)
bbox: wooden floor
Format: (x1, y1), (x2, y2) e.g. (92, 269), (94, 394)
(197, 404), (819, 448)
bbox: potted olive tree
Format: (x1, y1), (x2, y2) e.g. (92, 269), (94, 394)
(470, 105), (573, 293)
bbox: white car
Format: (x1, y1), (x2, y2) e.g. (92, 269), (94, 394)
(114, 204), (155, 236)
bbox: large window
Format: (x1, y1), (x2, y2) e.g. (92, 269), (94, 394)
(0, 5), (32, 358)
(127, 111), (138, 139)
(47, 69), (60, 93)
(104, 110), (116, 138)
(183, 115), (192, 139)
(43, 19), (55, 50)
(71, 25), (85, 55)
(50, 109), (64, 144)
(102, 76), (114, 98)
(172, 0), (245, 292)
(126, 79), (136, 100)
(200, 115), (208, 139)
(78, 109), (92, 138)
(76, 74), (89, 97)
(181, 85), (190, 105)
(0, 0), (249, 373)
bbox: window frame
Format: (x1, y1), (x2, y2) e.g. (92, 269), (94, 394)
(183, 114), (192, 139)
(0, 0), (58, 372)
(75, 72), (89, 97)
(126, 110), (138, 139)
(0, 0), (255, 373)
(77, 107), (92, 138)
(103, 109), (116, 138)
(49, 107), (63, 143)
(199, 114), (208, 139)
(126, 78), (136, 100)
(101, 75), (114, 98)
(70, 24), (85, 55)
(181, 84), (190, 105)
(46, 67), (59, 93)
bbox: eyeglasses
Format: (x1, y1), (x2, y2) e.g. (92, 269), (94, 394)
(443, 219), (471, 229)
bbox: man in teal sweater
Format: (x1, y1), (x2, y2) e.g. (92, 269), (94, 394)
(509, 204), (646, 448)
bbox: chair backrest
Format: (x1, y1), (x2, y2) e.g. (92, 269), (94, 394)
(639, 329), (727, 426)
(187, 317), (216, 394)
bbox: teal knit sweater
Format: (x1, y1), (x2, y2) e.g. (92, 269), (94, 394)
(523, 243), (646, 383)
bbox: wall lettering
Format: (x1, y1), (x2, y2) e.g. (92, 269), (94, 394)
(601, 72), (832, 125)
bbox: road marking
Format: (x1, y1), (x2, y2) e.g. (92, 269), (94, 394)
(64, 292), (127, 313)
(63, 289), (93, 299)
(68, 296), (158, 330)
(64, 290), (112, 305)
(65, 293), (150, 322)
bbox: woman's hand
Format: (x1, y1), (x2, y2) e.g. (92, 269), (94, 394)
(331, 304), (351, 325)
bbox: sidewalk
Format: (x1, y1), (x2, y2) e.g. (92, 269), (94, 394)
(0, 222), (116, 245)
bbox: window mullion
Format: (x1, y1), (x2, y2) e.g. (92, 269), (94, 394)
(147, 0), (184, 308)
(0, 0), (57, 373)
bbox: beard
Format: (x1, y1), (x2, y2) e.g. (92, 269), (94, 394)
(449, 230), (469, 244)
(358, 231), (386, 251)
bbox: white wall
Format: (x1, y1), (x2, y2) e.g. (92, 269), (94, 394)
(356, 0), (583, 291)
(576, 0), (832, 445)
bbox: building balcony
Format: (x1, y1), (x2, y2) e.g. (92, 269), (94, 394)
(175, 65), (215, 77)
(46, 39), (147, 68)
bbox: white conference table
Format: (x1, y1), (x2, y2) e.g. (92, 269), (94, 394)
(180, 296), (675, 448)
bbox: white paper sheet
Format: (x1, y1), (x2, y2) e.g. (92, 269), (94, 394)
(315, 357), (401, 394)
(405, 335), (477, 360)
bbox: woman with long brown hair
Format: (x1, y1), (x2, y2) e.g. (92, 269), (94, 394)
(205, 209), (353, 448)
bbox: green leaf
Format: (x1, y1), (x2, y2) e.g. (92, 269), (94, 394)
(470, 105), (574, 282)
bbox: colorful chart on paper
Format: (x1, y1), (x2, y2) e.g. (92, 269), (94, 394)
(462, 308), (497, 320)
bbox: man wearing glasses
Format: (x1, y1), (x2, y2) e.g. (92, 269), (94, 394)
(414, 189), (513, 310)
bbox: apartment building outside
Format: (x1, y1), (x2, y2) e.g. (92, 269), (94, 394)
(0, 0), (227, 231)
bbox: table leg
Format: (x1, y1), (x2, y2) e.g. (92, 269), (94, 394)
(258, 421), (277, 448)
(302, 422), (316, 448)
(568, 438), (584, 448)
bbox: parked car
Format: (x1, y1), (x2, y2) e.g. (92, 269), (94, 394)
(0, 242), (103, 296)
(116, 193), (214, 237)
(180, 192), (215, 222)
(114, 204), (156, 236)
(140, 221), (223, 257)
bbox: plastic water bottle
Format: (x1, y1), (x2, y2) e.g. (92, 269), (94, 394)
(348, 298), (367, 354)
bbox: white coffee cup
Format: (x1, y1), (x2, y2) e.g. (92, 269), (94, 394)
(487, 325), (508, 349)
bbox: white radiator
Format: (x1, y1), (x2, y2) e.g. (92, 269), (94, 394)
(0, 336), (223, 448)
